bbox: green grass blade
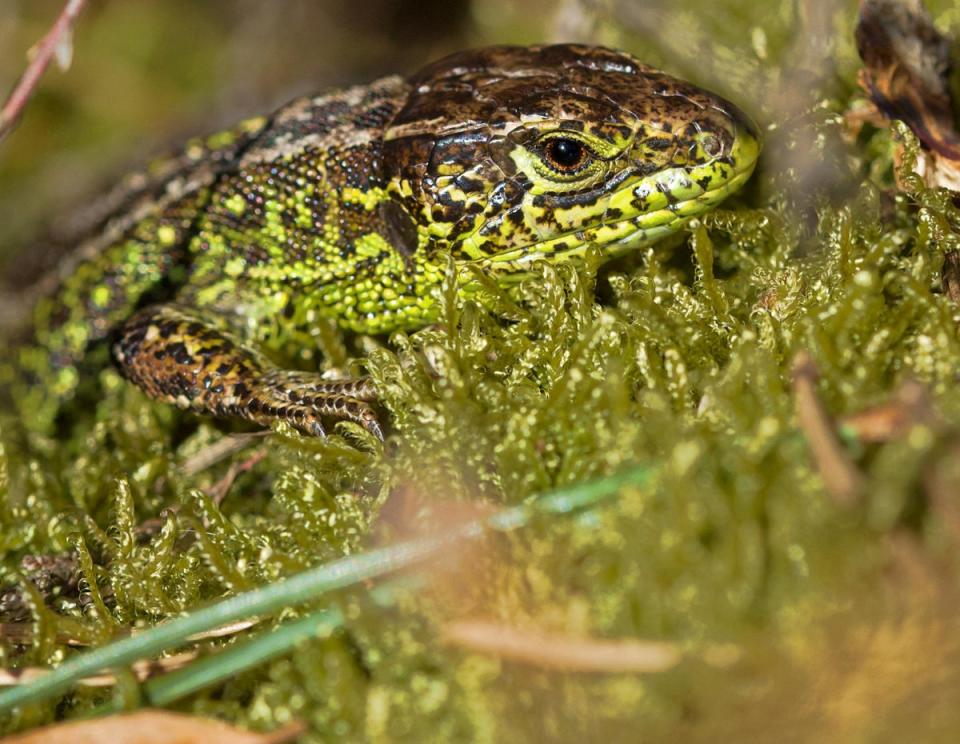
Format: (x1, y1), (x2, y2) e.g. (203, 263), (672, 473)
(0, 463), (652, 713)
(144, 577), (420, 706)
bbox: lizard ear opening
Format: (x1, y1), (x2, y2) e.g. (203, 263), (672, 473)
(378, 198), (419, 258)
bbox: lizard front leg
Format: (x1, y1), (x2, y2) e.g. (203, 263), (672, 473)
(112, 304), (383, 439)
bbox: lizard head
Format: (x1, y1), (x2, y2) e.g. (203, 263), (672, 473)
(382, 43), (760, 278)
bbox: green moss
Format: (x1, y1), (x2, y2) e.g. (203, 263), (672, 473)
(5, 0), (960, 741)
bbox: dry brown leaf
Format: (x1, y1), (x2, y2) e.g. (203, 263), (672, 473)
(855, 0), (960, 190)
(374, 484), (496, 544)
(839, 379), (935, 443)
(942, 250), (960, 306)
(0, 711), (304, 744)
(372, 485), (502, 615)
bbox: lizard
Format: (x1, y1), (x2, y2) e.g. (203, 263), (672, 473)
(6, 43), (760, 440)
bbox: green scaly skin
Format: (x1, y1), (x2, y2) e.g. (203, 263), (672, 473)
(10, 44), (760, 438)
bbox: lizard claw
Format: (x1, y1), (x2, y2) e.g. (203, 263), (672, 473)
(257, 371), (384, 440)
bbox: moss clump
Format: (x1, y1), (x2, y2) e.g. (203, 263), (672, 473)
(5, 0), (960, 741)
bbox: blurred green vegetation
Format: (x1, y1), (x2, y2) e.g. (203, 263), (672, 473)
(3, 0), (960, 742)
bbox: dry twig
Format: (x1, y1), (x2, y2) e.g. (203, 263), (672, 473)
(0, 617), (257, 650)
(0, 651), (196, 688)
(0, 0), (89, 143)
(442, 620), (683, 673)
(182, 432), (269, 478)
(208, 449), (268, 506)
(792, 351), (865, 506)
(135, 433), (268, 540)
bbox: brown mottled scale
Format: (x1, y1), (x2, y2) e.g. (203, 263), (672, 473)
(13, 44), (759, 438)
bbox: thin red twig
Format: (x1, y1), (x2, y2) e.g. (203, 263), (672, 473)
(0, 0), (89, 143)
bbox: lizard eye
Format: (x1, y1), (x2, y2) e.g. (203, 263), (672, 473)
(508, 129), (612, 192)
(542, 137), (592, 173)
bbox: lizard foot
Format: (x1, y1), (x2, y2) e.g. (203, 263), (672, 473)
(256, 371), (383, 439)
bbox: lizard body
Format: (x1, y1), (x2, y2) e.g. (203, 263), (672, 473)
(10, 44), (760, 437)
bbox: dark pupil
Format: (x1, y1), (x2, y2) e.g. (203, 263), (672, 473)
(548, 138), (585, 169)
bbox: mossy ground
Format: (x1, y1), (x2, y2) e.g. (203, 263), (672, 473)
(3, 0), (960, 741)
